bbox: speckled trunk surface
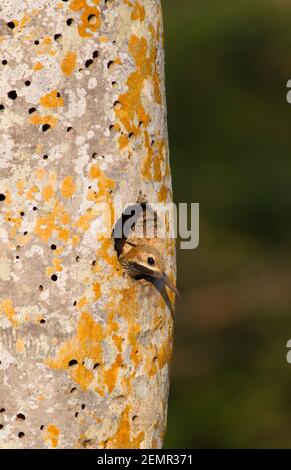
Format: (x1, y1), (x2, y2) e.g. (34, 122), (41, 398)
(0, 0), (175, 449)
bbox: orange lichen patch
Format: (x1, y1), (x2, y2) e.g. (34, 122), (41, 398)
(70, 0), (87, 9)
(157, 337), (173, 370)
(142, 130), (153, 179)
(74, 209), (95, 232)
(115, 28), (162, 140)
(18, 15), (31, 31)
(46, 265), (55, 278)
(101, 406), (144, 449)
(57, 227), (70, 241)
(42, 185), (55, 201)
(112, 334), (123, 352)
(26, 185), (39, 200)
(45, 312), (103, 391)
(153, 141), (165, 182)
(29, 114), (58, 128)
(61, 176), (76, 198)
(131, 2), (145, 21)
(0, 299), (17, 327)
(77, 296), (88, 309)
(97, 237), (119, 269)
(128, 322), (141, 367)
(115, 35), (150, 135)
(78, 7), (101, 38)
(33, 62), (44, 71)
(103, 353), (123, 393)
(43, 37), (52, 45)
(3, 190), (11, 205)
(88, 165), (115, 200)
(93, 282), (101, 300)
(118, 135), (129, 150)
(153, 70), (162, 104)
(16, 179), (24, 194)
(16, 338), (25, 353)
(45, 424), (60, 449)
(53, 258), (63, 272)
(71, 234), (80, 246)
(142, 135), (165, 182)
(106, 312), (118, 335)
(158, 184), (168, 203)
(148, 24), (162, 105)
(99, 35), (108, 43)
(54, 200), (71, 225)
(61, 52), (77, 76)
(34, 213), (56, 242)
(70, 1), (101, 38)
(40, 90), (64, 109)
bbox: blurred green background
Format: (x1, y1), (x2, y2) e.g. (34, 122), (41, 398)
(162, 0), (291, 448)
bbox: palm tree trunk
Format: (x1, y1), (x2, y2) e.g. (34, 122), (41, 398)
(0, 0), (175, 449)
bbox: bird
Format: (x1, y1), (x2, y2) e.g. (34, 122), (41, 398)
(119, 241), (179, 307)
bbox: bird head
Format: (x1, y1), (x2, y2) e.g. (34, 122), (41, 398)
(119, 244), (179, 296)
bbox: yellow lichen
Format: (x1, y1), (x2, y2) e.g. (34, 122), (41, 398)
(101, 405), (144, 449)
(42, 185), (55, 201)
(131, 2), (145, 21)
(0, 299), (17, 327)
(33, 62), (44, 71)
(61, 176), (76, 199)
(29, 115), (58, 128)
(45, 312), (103, 391)
(40, 90), (64, 109)
(45, 424), (60, 449)
(61, 52), (77, 76)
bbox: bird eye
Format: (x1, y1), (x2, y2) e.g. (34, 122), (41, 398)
(147, 257), (155, 266)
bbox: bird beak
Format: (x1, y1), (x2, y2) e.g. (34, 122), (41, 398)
(162, 272), (180, 296)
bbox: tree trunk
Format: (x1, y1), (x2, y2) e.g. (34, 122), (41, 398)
(0, 0), (175, 449)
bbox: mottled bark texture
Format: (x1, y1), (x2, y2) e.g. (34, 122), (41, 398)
(0, 0), (175, 449)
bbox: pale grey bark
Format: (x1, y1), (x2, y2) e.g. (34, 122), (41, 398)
(0, 0), (175, 449)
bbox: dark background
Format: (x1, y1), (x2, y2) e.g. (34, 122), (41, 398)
(162, 0), (291, 448)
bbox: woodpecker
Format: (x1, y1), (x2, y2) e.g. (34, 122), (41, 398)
(119, 242), (179, 297)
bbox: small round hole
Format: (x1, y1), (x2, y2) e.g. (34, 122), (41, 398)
(68, 359), (78, 367)
(85, 59), (93, 69)
(8, 90), (17, 100)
